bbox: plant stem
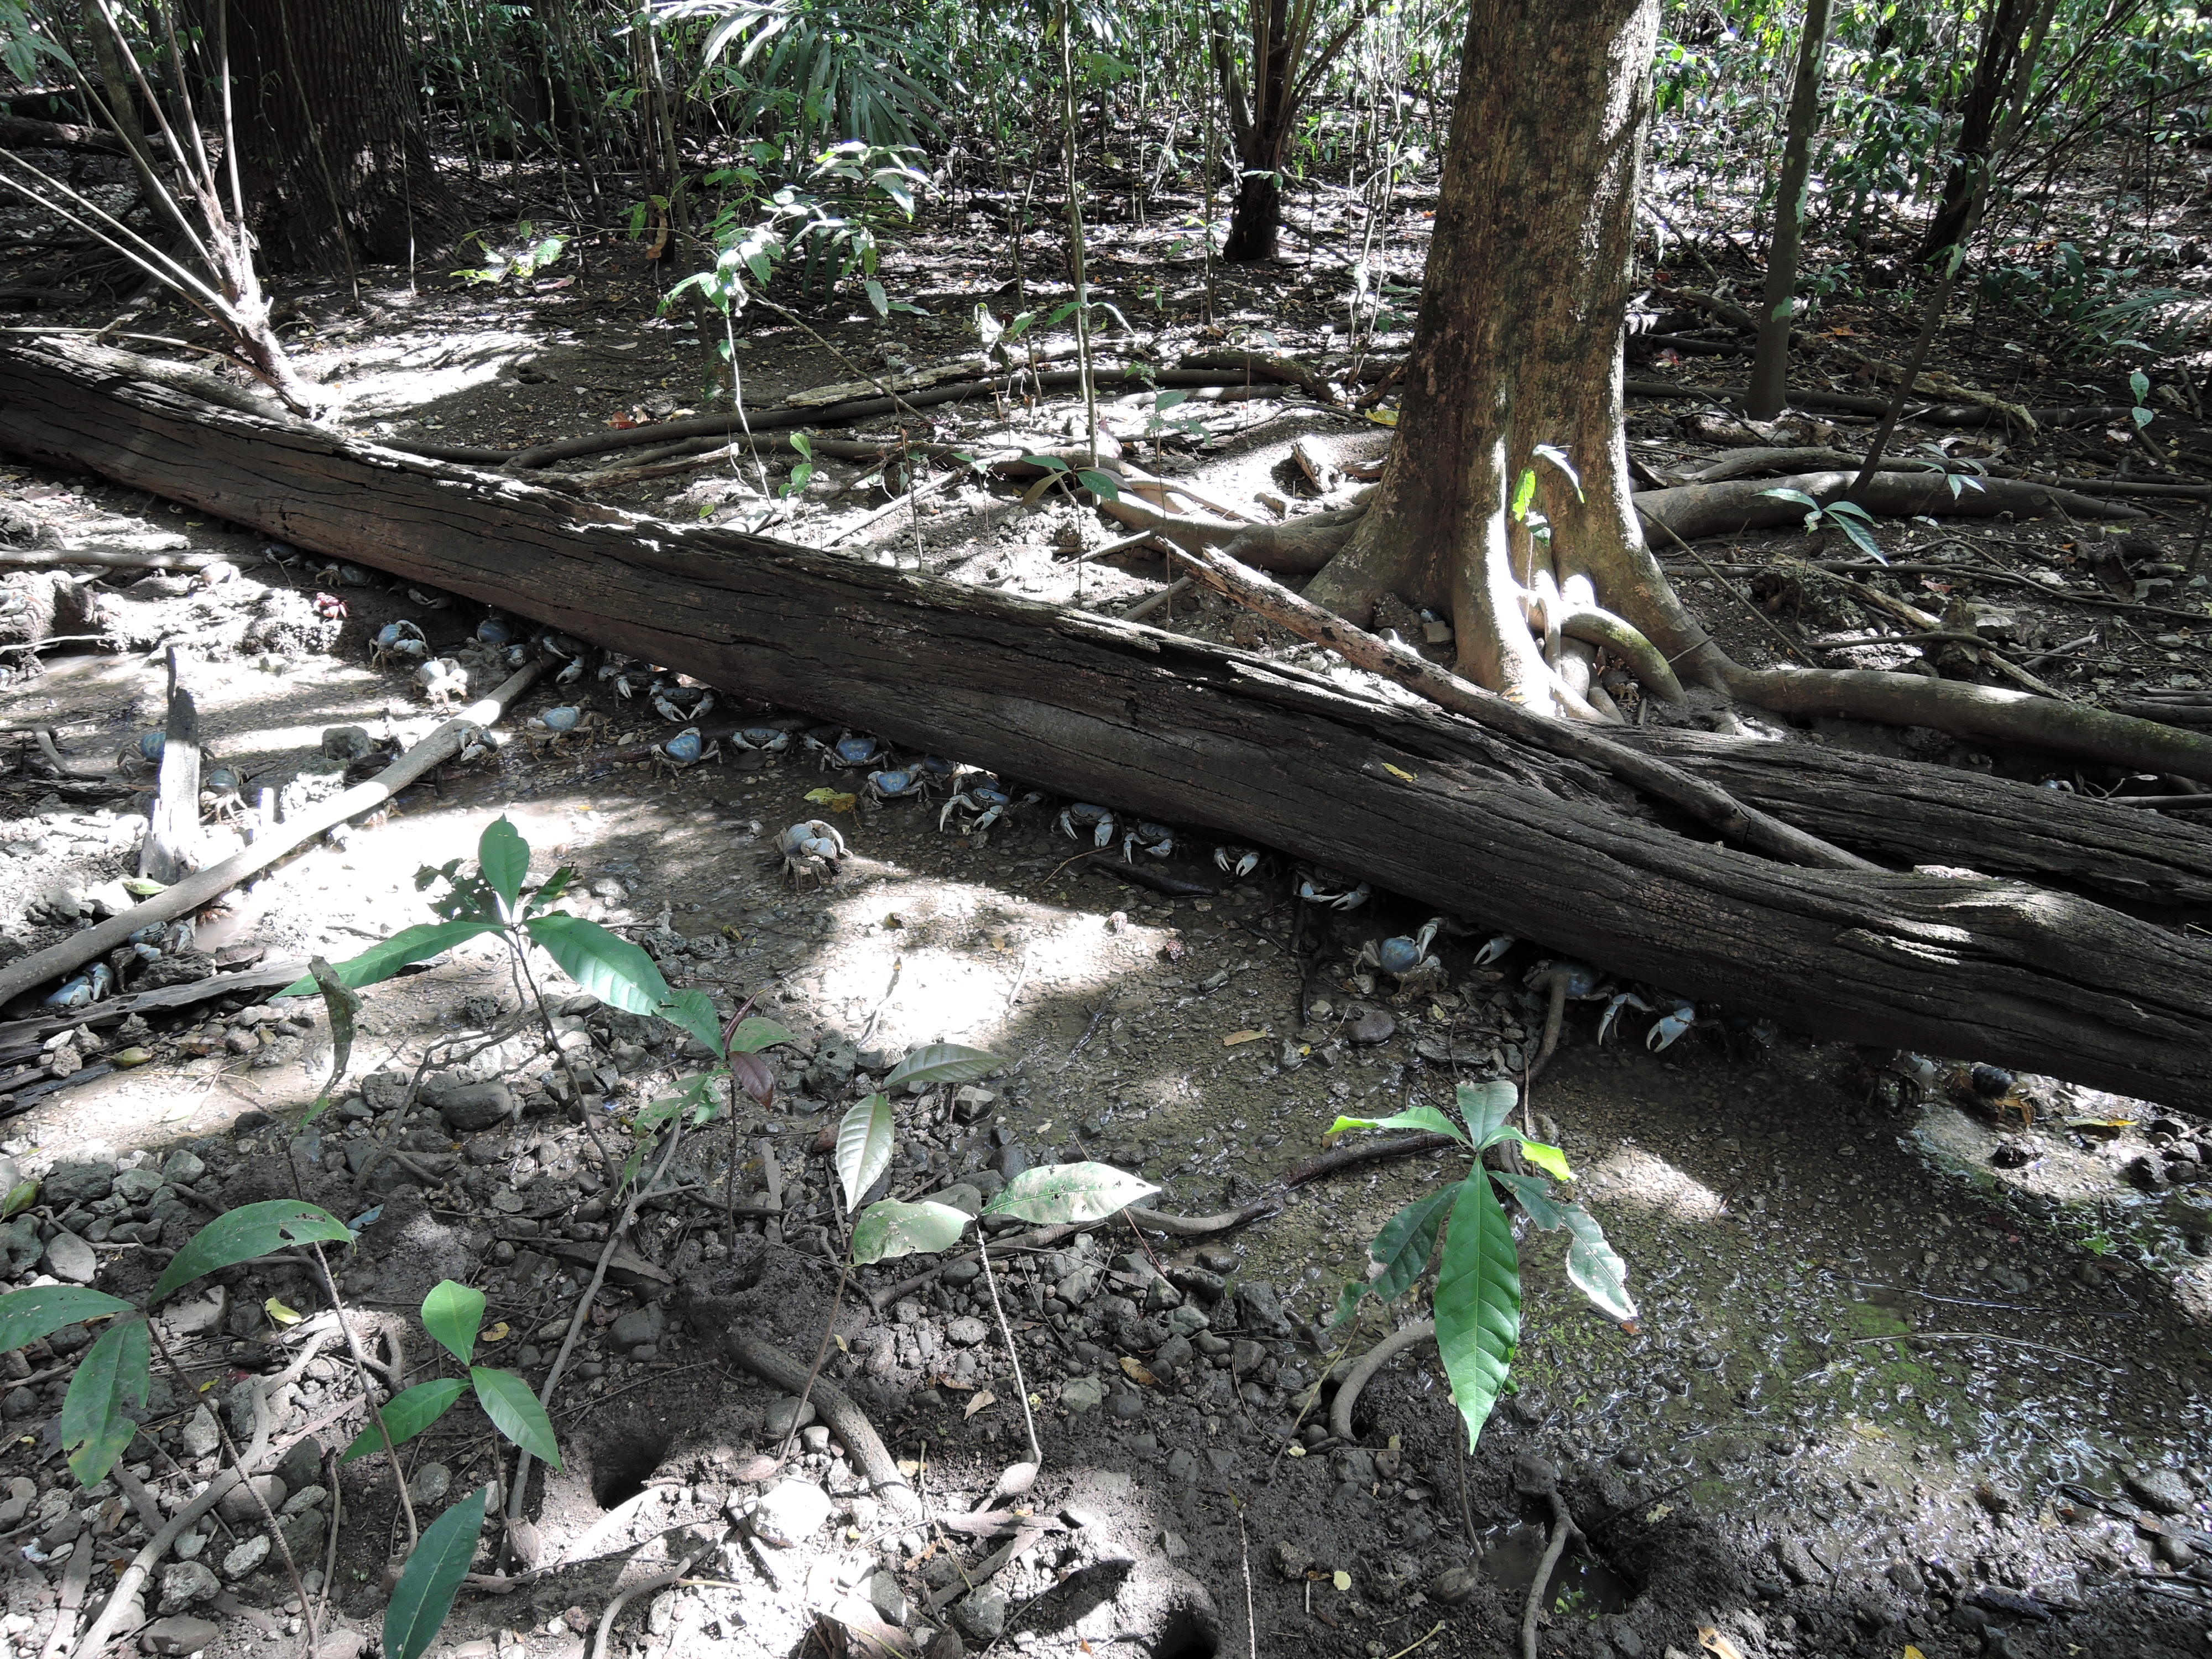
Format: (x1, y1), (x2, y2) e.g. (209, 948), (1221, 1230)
(305, 1243), (419, 1550)
(976, 1229), (1042, 1467)
(1058, 0), (1100, 466)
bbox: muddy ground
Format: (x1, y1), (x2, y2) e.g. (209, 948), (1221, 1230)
(2, 163), (2212, 1659)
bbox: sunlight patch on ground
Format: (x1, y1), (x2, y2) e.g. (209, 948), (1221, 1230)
(1578, 1144), (1730, 1223)
(326, 329), (544, 418)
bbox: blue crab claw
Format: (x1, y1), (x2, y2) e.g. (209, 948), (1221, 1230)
(1121, 822), (1173, 861)
(1646, 996), (1697, 1051)
(404, 586), (453, 609)
(1058, 804), (1115, 847)
(1473, 932), (1516, 967)
(553, 658), (585, 685)
(1297, 867), (1370, 910)
(42, 963), (113, 1008)
(1213, 845), (1260, 879)
(1597, 989), (1650, 1046)
(733, 726), (790, 753)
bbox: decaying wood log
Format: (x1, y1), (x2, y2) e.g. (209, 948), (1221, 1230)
(1634, 468), (2142, 542)
(2, 337), (2210, 1104)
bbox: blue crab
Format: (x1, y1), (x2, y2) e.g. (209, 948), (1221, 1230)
(1058, 802), (1117, 848)
(1121, 821), (1174, 862)
(732, 726), (791, 754)
(652, 726), (722, 778)
(475, 613), (518, 648)
(1213, 845), (1262, 879)
(1296, 865), (1370, 910)
(371, 620), (429, 669)
(779, 818), (847, 886)
(598, 659), (653, 700)
(526, 706), (598, 751)
(118, 731), (164, 773)
(200, 764), (248, 826)
(940, 777), (1036, 837)
(415, 658), (470, 709)
(1355, 917), (1445, 989)
(650, 682), (716, 724)
(404, 586), (455, 609)
(42, 963), (113, 1008)
(453, 725), (505, 767)
(864, 765), (930, 805)
(810, 730), (889, 771)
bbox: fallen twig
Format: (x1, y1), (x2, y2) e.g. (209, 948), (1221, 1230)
(1328, 1319), (1435, 1443)
(0, 662), (543, 1010)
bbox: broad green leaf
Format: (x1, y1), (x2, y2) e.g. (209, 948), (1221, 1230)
(1560, 1202), (1637, 1323)
(2130, 369), (2151, 403)
(1368, 1186), (1456, 1304)
(522, 865), (576, 917)
(837, 1093), (895, 1211)
(422, 1281), (485, 1367)
(340, 1379), (467, 1462)
(852, 1199), (971, 1264)
(1076, 469), (1121, 502)
(1510, 466), (1537, 523)
(1757, 487), (1819, 510)
(1018, 453), (1070, 472)
(863, 278), (888, 317)
(470, 1368), (560, 1468)
(0, 1286), (131, 1353)
(1486, 1169), (1567, 1231)
(1822, 498), (1876, 524)
(384, 1484), (491, 1659)
(0, 1179), (34, 1219)
(277, 920), (499, 997)
(1328, 1105), (1467, 1145)
(1433, 1163), (1521, 1451)
(658, 987), (726, 1057)
(524, 914), (675, 1016)
(984, 1162), (1159, 1225)
(1515, 1138), (1573, 1182)
(1837, 515), (1887, 564)
(1458, 1081), (1520, 1149)
(477, 816), (529, 912)
(60, 1316), (148, 1485)
(301, 955), (363, 1125)
(724, 1016), (797, 1055)
(882, 1043), (1000, 1090)
(1328, 1279), (1366, 1331)
(151, 1201), (352, 1303)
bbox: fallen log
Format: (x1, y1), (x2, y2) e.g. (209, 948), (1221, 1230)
(2, 337), (2209, 1104)
(1634, 469), (2142, 542)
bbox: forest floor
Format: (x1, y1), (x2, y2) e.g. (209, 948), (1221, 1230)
(1, 147), (2211, 1659)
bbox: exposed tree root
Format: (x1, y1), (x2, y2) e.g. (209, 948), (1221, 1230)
(1520, 1489), (1583, 1659)
(1329, 1319), (1436, 1443)
(723, 1333), (925, 1525)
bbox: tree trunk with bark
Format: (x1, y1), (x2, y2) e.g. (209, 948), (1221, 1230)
(2, 338), (2209, 1105)
(1911, 0), (2058, 268)
(1746, 0), (1833, 419)
(207, 0), (452, 270)
(1211, 0), (1362, 262)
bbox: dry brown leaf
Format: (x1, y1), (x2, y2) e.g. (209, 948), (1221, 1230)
(963, 1390), (996, 1420)
(1120, 1356), (1158, 1387)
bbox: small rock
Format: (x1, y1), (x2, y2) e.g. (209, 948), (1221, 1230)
(408, 1464), (451, 1507)
(426, 1079), (515, 1134)
(43, 1161), (114, 1205)
(1, 1387), (34, 1418)
(320, 726), (374, 762)
(156, 1561), (220, 1614)
(216, 1475), (285, 1525)
(2124, 1468), (2194, 1515)
(1974, 1479), (2018, 1517)
(747, 1479), (832, 1546)
(955, 1588), (1007, 1641)
(139, 1615), (222, 1655)
(936, 1183), (985, 1217)
(1511, 1453), (1559, 1497)
(763, 1396), (816, 1439)
(1428, 1564), (1481, 1606)
(220, 1535), (269, 1579)
(1233, 1280), (1291, 1337)
(608, 1305), (665, 1349)
(179, 1407), (221, 1458)
(1771, 1536), (1818, 1585)
(1061, 1376), (1104, 1414)
(275, 1437), (324, 1493)
(868, 1570), (909, 1626)
(944, 1316), (989, 1347)
(1348, 1008), (1395, 1046)
(43, 1231), (97, 1285)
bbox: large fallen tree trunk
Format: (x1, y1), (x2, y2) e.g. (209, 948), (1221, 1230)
(2, 338), (2209, 1104)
